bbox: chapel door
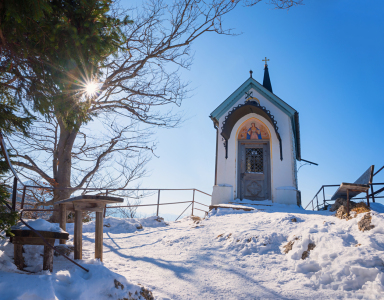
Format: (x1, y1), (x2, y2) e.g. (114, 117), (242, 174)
(238, 142), (270, 200)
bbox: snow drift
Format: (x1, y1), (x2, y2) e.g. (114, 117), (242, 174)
(1, 202), (384, 299)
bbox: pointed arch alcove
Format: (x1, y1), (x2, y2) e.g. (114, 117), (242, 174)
(221, 100), (283, 160)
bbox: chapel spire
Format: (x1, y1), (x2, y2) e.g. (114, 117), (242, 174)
(262, 57), (273, 93)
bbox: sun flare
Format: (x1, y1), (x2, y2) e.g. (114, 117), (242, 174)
(85, 81), (99, 97)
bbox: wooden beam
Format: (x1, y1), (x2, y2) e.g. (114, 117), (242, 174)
(60, 204), (67, 244)
(73, 202), (104, 212)
(12, 237), (55, 246)
(95, 211), (103, 262)
(74, 210), (83, 260)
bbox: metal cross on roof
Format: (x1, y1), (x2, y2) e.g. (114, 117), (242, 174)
(245, 91), (253, 100)
(262, 57), (270, 66)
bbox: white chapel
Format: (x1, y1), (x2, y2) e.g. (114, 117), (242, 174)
(210, 59), (302, 206)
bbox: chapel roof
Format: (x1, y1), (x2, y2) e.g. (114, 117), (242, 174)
(209, 76), (297, 122)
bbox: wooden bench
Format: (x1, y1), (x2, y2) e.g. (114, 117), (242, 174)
(55, 195), (123, 262)
(331, 165), (374, 215)
(7, 229), (69, 272)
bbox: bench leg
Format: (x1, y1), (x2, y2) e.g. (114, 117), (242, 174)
(74, 210), (83, 260)
(366, 190), (370, 208)
(43, 239), (55, 272)
(14, 244), (24, 270)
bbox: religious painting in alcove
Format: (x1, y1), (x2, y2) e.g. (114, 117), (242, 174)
(238, 119), (269, 140)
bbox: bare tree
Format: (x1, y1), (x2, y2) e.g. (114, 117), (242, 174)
(244, 0), (303, 9)
(7, 0), (302, 221)
(116, 199), (142, 219)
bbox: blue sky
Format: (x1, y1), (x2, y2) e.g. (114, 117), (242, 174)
(121, 0), (384, 213)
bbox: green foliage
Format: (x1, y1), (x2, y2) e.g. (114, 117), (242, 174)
(1, 0), (132, 129)
(0, 184), (19, 239)
(0, 88), (33, 136)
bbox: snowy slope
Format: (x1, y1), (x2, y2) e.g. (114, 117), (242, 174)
(1, 204), (384, 299)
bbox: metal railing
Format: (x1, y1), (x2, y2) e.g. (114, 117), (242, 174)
(15, 186), (210, 221)
(305, 164), (384, 211)
(304, 183), (384, 211)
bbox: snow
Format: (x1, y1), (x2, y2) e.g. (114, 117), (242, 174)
(1, 202), (384, 299)
(12, 219), (65, 233)
(0, 255), (147, 300)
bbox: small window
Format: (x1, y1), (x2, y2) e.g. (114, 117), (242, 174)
(246, 148), (263, 173)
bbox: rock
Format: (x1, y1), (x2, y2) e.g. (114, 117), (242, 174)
(135, 224), (143, 230)
(291, 218), (297, 222)
(335, 205), (354, 220)
(301, 243), (316, 260)
(283, 241), (295, 254)
(330, 198), (356, 212)
(114, 279), (124, 290)
(283, 237), (299, 254)
(54, 245), (74, 257)
(154, 216), (164, 223)
(335, 205), (348, 219)
(358, 213), (375, 232)
(191, 216), (202, 224)
(139, 286), (154, 300)
(122, 286), (154, 300)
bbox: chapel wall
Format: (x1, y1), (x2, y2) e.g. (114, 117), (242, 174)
(215, 88), (298, 205)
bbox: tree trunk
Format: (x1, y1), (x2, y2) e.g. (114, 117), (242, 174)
(49, 119), (78, 222)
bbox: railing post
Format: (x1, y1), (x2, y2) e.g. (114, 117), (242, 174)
(191, 189), (195, 216)
(11, 177), (17, 211)
(312, 200), (314, 211)
(371, 184), (375, 203)
(316, 195), (319, 211)
(103, 189), (108, 218)
(156, 190), (160, 216)
(322, 186), (326, 209)
(20, 186), (26, 219)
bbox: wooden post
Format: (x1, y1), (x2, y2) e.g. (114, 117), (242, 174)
(43, 239), (55, 272)
(346, 189), (350, 216)
(74, 210), (83, 260)
(59, 204), (67, 244)
(366, 190), (370, 208)
(14, 244), (24, 270)
(156, 190), (160, 216)
(95, 211), (103, 262)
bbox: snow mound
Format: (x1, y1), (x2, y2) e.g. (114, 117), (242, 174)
(0, 240), (152, 300)
(2, 203), (384, 299)
(66, 216), (168, 234)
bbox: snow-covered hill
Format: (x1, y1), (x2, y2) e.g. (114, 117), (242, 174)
(1, 203), (384, 299)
